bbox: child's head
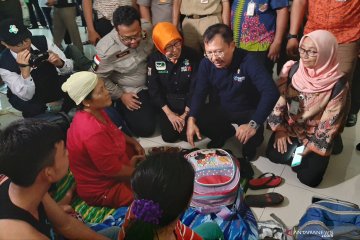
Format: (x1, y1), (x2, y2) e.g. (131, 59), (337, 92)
(0, 119), (66, 187)
(125, 152), (195, 239)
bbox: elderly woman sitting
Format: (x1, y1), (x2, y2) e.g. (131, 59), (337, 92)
(266, 30), (349, 187)
(62, 71), (145, 208)
(147, 22), (200, 142)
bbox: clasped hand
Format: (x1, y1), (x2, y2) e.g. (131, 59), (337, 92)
(167, 111), (185, 133)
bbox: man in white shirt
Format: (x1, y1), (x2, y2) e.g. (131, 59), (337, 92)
(0, 19), (74, 117)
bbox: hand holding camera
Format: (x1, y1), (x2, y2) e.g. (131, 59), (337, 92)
(16, 49), (31, 78)
(16, 49), (31, 67)
(17, 49), (64, 69)
(29, 50), (50, 67)
(47, 51), (64, 68)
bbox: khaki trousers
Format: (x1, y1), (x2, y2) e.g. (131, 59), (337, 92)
(182, 14), (222, 53)
(53, 6), (83, 52)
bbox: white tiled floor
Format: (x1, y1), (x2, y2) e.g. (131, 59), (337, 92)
(0, 27), (359, 230)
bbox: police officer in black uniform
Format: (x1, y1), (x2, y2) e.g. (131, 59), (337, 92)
(147, 22), (200, 142)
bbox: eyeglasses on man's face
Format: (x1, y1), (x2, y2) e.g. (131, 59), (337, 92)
(119, 31), (143, 43)
(15, 38), (31, 47)
(298, 47), (318, 57)
(204, 50), (225, 59)
(165, 40), (182, 53)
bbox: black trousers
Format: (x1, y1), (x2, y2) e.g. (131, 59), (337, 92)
(26, 0), (47, 27)
(8, 75), (74, 118)
(266, 133), (330, 187)
(159, 111), (186, 143)
(116, 90), (156, 137)
(41, 7), (53, 32)
(94, 18), (113, 38)
(196, 104), (264, 154)
(9, 92), (74, 118)
(0, 0), (23, 22)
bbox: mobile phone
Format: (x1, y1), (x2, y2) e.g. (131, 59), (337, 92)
(291, 145), (304, 167)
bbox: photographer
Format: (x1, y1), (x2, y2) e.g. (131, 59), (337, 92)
(0, 18), (74, 118)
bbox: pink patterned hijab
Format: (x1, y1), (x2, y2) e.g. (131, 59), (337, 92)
(292, 30), (344, 93)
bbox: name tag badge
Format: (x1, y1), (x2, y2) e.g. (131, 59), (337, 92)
(289, 100), (300, 115)
(181, 66), (192, 72)
(246, 2), (256, 16)
(201, 0), (209, 3)
(116, 50), (130, 58)
(233, 75), (245, 82)
(155, 61), (166, 71)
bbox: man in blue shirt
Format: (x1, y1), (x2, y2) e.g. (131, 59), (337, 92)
(186, 24), (279, 161)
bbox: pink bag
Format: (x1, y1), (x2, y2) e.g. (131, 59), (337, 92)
(185, 149), (241, 213)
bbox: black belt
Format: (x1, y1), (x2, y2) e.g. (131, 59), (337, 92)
(186, 14), (211, 19)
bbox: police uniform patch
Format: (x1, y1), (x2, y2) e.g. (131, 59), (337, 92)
(91, 55), (101, 72)
(155, 61), (166, 70)
(116, 50), (130, 58)
(181, 66), (192, 72)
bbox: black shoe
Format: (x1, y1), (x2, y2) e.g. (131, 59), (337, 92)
(332, 134), (343, 155)
(207, 138), (226, 148)
(28, 25), (39, 29)
(356, 143), (360, 151)
(238, 157), (254, 179)
(243, 146), (257, 162)
(346, 113), (357, 127)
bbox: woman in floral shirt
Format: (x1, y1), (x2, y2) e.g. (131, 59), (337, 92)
(266, 30), (349, 187)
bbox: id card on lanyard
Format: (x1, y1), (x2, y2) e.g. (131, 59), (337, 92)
(246, 0), (256, 16)
(289, 100), (300, 115)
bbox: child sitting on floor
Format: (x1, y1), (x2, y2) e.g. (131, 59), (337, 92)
(118, 152), (224, 240)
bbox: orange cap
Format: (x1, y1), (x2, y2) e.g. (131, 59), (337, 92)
(152, 22), (182, 55)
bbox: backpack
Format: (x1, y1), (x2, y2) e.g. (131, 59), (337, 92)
(296, 198), (360, 239)
(185, 148), (241, 214)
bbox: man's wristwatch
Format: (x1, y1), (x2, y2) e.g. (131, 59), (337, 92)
(287, 34), (298, 40)
(248, 120), (259, 130)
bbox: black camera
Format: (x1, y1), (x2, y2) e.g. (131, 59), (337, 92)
(29, 50), (49, 67)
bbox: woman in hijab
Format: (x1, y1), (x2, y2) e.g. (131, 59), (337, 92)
(62, 71), (145, 208)
(147, 22), (200, 143)
(266, 30), (349, 187)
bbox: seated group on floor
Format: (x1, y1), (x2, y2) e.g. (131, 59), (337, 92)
(0, 3), (354, 240)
